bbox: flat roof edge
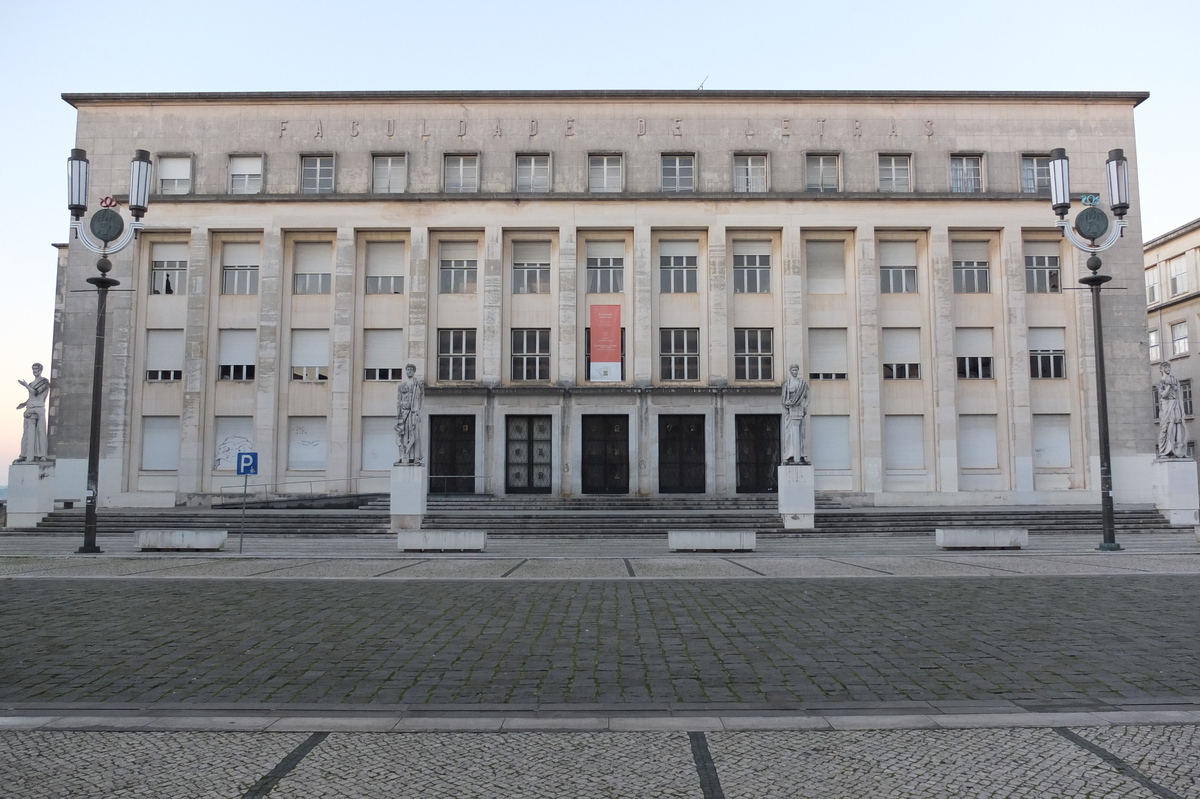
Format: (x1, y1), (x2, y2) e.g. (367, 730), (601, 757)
(60, 89), (1152, 107)
(1145, 217), (1200, 252)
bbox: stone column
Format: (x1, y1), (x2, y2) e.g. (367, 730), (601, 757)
(1002, 225), (1034, 492)
(177, 226), (211, 497)
(856, 229), (883, 494)
(481, 226), (504, 386)
(255, 226), (283, 487)
(328, 227), (356, 487)
(928, 226), (958, 492)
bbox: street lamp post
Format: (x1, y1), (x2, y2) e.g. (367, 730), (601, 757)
(1048, 147), (1131, 552)
(67, 148), (153, 554)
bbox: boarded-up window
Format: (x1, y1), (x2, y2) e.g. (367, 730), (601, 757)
(362, 417), (395, 471)
(214, 417), (253, 470)
(142, 417), (181, 470)
(1033, 414), (1071, 468)
(885, 415), (924, 470)
(958, 415), (999, 469)
(806, 241), (845, 294)
(811, 416), (851, 470)
(288, 417), (327, 470)
(808, 329), (848, 376)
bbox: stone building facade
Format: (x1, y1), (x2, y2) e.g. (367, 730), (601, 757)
(1146, 216), (1200, 457)
(51, 90), (1156, 508)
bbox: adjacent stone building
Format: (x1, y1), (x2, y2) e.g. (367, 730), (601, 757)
(51, 89), (1157, 509)
(1146, 216), (1200, 456)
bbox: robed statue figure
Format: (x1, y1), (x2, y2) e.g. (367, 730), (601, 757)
(781, 363), (810, 465)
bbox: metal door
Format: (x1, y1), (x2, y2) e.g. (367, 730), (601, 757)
(735, 414), (780, 493)
(581, 414), (629, 494)
(429, 415), (476, 494)
(506, 415), (553, 494)
(658, 415), (705, 493)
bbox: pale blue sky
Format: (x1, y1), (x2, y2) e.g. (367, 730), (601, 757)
(1, 0), (1197, 468)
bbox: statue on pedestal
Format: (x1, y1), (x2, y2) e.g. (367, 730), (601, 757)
(395, 363), (424, 465)
(1157, 361), (1188, 459)
(781, 363), (810, 465)
(15, 363), (49, 463)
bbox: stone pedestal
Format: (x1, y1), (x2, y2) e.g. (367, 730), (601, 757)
(778, 464), (815, 530)
(6, 461), (55, 529)
(1151, 458), (1200, 533)
(390, 464), (427, 531)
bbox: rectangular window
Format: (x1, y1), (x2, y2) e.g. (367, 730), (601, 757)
(811, 416), (851, 470)
(659, 241), (698, 294)
(584, 328), (626, 381)
(806, 240), (844, 294)
(805, 154), (839, 192)
(300, 156), (334, 194)
(878, 155), (911, 192)
(1025, 242), (1061, 294)
(214, 417), (254, 470)
(512, 329), (551, 381)
(1032, 414), (1071, 468)
(1149, 329), (1161, 362)
(293, 241), (332, 295)
(229, 155), (263, 194)
(1029, 327), (1066, 379)
(145, 329), (184, 382)
(1183, 379), (1194, 417)
(808, 328), (848, 380)
(589, 155), (622, 192)
(879, 241), (918, 294)
(363, 329), (405, 381)
(438, 329), (477, 381)
(1146, 268), (1161, 304)
(1169, 257), (1187, 296)
(291, 329), (329, 381)
(733, 329), (773, 381)
(439, 242), (478, 294)
(142, 417), (181, 471)
(585, 241), (624, 293)
(150, 242), (188, 295)
(733, 241), (772, 294)
(287, 417), (327, 471)
(157, 156), (191, 194)
(221, 242), (259, 295)
(1021, 155), (1051, 193)
(372, 155), (407, 193)
(516, 154), (550, 192)
(953, 241), (990, 294)
(365, 241), (405, 295)
(218, 329), (257, 381)
(958, 415), (999, 469)
(1172, 321), (1188, 356)
(512, 241), (551, 294)
(444, 155), (479, 192)
(885, 415), (925, 470)
(882, 328), (921, 379)
(950, 155), (982, 193)
(956, 327), (994, 379)
(733, 155), (767, 192)
(661, 155), (695, 192)
(660, 328), (699, 380)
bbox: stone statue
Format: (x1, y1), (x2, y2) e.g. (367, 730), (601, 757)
(395, 363), (424, 465)
(781, 363), (810, 465)
(1157, 361), (1188, 459)
(15, 363), (50, 463)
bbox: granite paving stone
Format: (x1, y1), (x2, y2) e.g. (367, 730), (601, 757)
(3, 576), (1200, 708)
(1075, 724), (1200, 798)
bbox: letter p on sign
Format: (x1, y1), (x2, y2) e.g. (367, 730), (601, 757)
(236, 452), (259, 476)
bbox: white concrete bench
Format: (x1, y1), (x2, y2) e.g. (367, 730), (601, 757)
(397, 530), (487, 552)
(935, 527), (1028, 550)
(669, 530), (756, 552)
(136, 529), (227, 552)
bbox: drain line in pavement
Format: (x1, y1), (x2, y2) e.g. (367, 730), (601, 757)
(241, 731), (329, 799)
(688, 731), (726, 799)
(623, 558), (636, 577)
(500, 558), (529, 577)
(1053, 727), (1184, 799)
(724, 558), (766, 576)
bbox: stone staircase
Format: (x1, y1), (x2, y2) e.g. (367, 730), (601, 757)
(17, 496), (1183, 538)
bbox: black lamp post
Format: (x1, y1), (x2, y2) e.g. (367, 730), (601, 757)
(67, 148), (153, 553)
(1049, 147), (1131, 552)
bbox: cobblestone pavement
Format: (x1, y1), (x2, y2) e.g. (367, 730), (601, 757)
(3, 576), (1200, 707)
(2, 726), (1197, 798)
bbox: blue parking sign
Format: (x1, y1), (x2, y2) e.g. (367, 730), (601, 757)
(236, 452), (259, 476)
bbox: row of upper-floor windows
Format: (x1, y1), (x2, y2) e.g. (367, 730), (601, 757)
(143, 325), (1068, 386)
(1145, 247), (1199, 306)
(152, 152), (1057, 196)
(149, 238), (1067, 298)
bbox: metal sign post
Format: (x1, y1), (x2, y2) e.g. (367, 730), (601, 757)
(236, 452), (259, 553)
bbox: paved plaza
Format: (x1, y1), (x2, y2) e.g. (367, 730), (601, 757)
(2, 530), (1199, 797)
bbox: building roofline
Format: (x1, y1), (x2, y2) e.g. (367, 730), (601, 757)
(60, 89), (1152, 108)
(1145, 217), (1200, 253)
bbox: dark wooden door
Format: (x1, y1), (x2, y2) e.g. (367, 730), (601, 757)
(506, 415), (552, 494)
(581, 415), (629, 494)
(659, 415), (705, 493)
(735, 414), (780, 493)
(429, 415), (475, 494)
